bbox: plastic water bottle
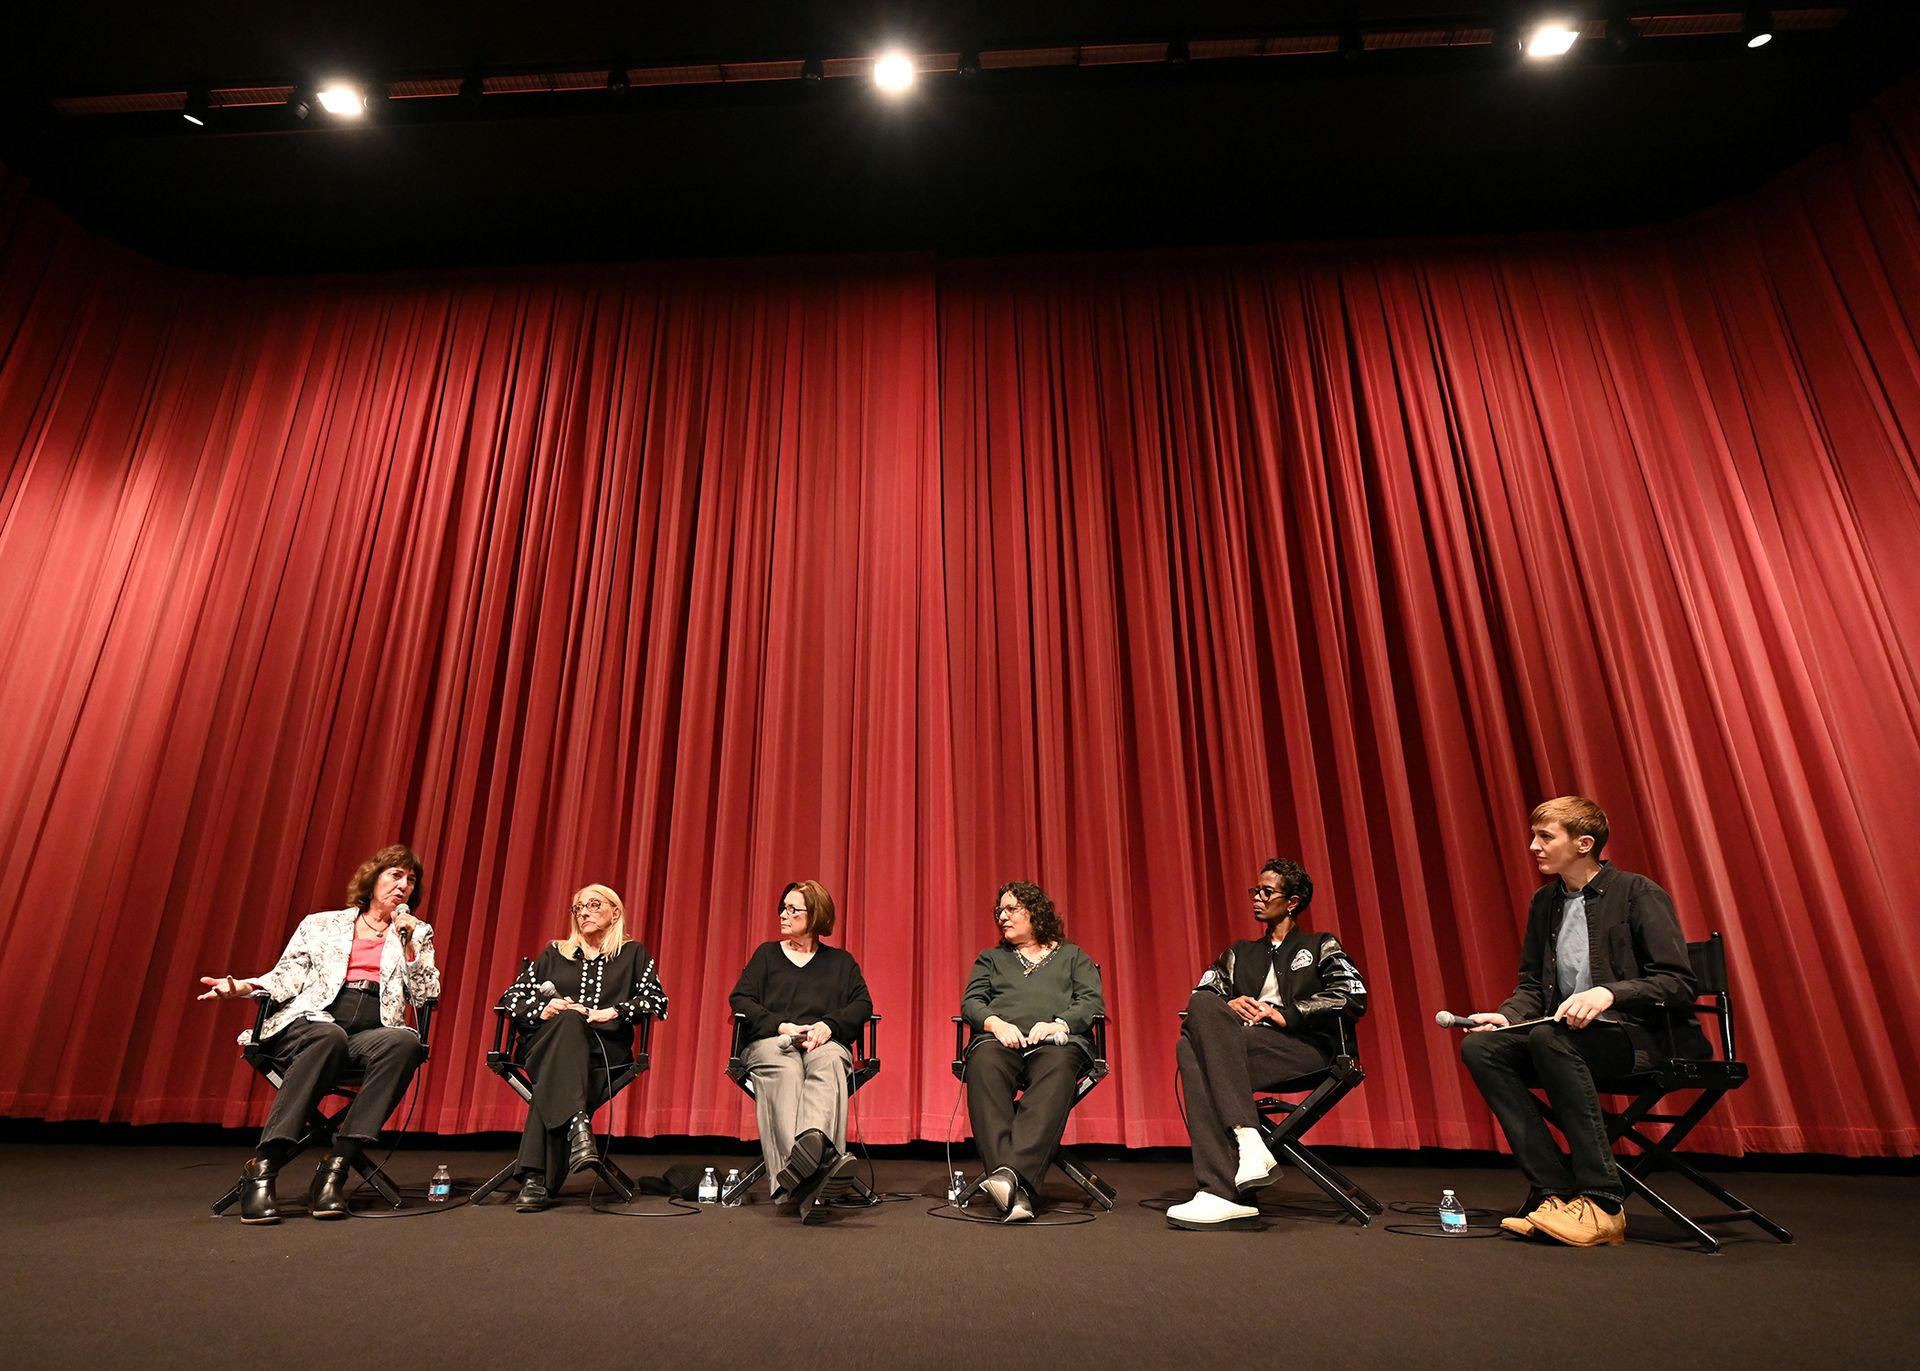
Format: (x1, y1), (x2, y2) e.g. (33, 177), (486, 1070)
(949, 1170), (966, 1207)
(722, 1168), (742, 1206)
(697, 1166), (720, 1204)
(1439, 1188), (1466, 1234)
(428, 1165), (452, 1203)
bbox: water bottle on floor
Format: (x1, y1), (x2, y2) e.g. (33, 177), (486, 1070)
(428, 1165), (452, 1203)
(1439, 1188), (1466, 1234)
(697, 1166), (719, 1204)
(722, 1168), (742, 1206)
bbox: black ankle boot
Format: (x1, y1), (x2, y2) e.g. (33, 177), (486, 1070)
(309, 1155), (353, 1219)
(239, 1157), (281, 1225)
(565, 1115), (598, 1174)
(516, 1175), (553, 1212)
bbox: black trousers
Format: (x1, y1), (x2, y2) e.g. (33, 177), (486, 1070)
(1460, 1021), (1635, 1205)
(1177, 990), (1333, 1199)
(964, 1040), (1083, 1194)
(255, 987), (426, 1149)
(514, 1011), (633, 1183)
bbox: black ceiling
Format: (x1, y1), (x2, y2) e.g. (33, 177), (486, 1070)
(1, 3), (1914, 276)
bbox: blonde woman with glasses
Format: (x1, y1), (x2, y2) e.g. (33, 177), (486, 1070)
(497, 884), (669, 1211)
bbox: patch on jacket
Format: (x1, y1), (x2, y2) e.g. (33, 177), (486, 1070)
(1290, 948), (1314, 971)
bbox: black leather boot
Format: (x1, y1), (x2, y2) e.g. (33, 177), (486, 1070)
(565, 1114), (598, 1174)
(238, 1157), (281, 1225)
(516, 1175), (553, 1212)
(309, 1155), (353, 1219)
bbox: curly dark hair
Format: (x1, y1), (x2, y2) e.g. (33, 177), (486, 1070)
(995, 879), (1064, 946)
(345, 843), (425, 911)
(1260, 857), (1313, 918)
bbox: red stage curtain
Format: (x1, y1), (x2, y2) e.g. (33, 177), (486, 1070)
(2, 84), (1916, 1155)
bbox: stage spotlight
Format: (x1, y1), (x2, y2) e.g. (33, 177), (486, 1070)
(957, 49), (981, 78)
(607, 68), (630, 93)
(182, 89), (208, 126)
(802, 55), (825, 82)
(1167, 37), (1190, 65)
(1339, 24), (1365, 62)
(315, 82), (366, 116)
(873, 51), (915, 93)
(1743, 6), (1774, 48)
(1525, 21), (1580, 58)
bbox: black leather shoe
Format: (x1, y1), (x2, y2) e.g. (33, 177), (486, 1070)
(309, 1155), (353, 1219)
(516, 1176), (553, 1212)
(797, 1152), (859, 1224)
(238, 1157), (281, 1225)
(565, 1115), (598, 1175)
(775, 1129), (829, 1195)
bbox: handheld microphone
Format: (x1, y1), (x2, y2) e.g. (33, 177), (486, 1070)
(535, 980), (559, 1000)
(1433, 1010), (1479, 1029)
(396, 903), (413, 947)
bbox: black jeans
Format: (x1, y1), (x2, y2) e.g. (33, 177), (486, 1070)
(513, 1011), (633, 1183)
(964, 1040), (1084, 1194)
(255, 986), (426, 1150)
(1460, 1021), (1635, 1205)
(1177, 991), (1332, 1199)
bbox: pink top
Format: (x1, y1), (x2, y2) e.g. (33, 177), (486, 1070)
(345, 934), (385, 981)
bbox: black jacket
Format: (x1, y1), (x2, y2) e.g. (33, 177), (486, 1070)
(1198, 925), (1367, 1051)
(1498, 863), (1710, 1069)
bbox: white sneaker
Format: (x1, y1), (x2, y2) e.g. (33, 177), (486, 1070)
(1233, 1127), (1278, 1191)
(1167, 1191), (1262, 1231)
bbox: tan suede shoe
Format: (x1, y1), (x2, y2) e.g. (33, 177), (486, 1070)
(1499, 1196), (1563, 1238)
(1532, 1196), (1627, 1247)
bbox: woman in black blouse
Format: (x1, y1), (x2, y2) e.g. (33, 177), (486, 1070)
(729, 880), (872, 1221)
(499, 884), (669, 1211)
(960, 880), (1104, 1221)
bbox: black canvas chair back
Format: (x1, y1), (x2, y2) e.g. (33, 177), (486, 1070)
(469, 978), (656, 1204)
(210, 992), (437, 1215)
(951, 1012), (1118, 1210)
(719, 1012), (883, 1204)
(1249, 1014), (1383, 1225)
(1535, 931), (1792, 1252)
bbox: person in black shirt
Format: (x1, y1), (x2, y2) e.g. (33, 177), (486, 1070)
(1167, 857), (1368, 1230)
(729, 880), (873, 1221)
(498, 884), (669, 1211)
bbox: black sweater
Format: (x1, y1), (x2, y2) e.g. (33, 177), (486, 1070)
(729, 941), (873, 1045)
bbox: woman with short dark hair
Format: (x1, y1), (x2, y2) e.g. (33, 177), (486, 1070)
(959, 880), (1104, 1222)
(197, 844), (440, 1223)
(729, 880), (872, 1221)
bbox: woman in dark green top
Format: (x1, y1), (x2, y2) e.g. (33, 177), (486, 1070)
(960, 880), (1104, 1221)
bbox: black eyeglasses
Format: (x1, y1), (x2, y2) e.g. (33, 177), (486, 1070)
(1247, 888), (1283, 901)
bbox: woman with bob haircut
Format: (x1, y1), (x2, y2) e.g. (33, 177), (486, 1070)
(959, 879), (1104, 1222)
(497, 883), (669, 1211)
(729, 879), (873, 1221)
(198, 843), (441, 1223)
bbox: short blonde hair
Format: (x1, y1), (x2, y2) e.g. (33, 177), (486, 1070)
(1530, 796), (1609, 856)
(557, 883), (628, 960)
(785, 880), (837, 939)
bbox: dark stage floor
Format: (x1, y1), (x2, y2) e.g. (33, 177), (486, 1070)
(3, 1141), (1915, 1368)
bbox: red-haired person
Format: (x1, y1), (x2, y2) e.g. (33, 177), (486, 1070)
(1460, 797), (1708, 1246)
(729, 881), (872, 1221)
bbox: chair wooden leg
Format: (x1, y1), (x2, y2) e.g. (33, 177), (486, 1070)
(1275, 1140), (1376, 1225)
(470, 1158), (521, 1203)
(1054, 1148), (1117, 1209)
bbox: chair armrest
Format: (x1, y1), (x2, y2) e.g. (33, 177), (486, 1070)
(725, 1012), (751, 1086)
